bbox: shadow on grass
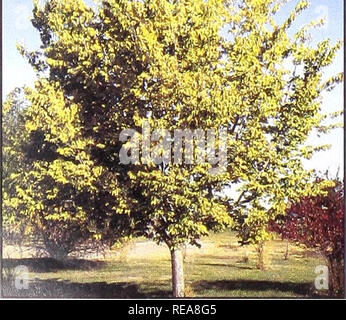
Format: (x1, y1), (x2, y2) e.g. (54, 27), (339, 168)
(2, 278), (145, 298)
(198, 263), (253, 270)
(2, 278), (172, 298)
(2, 258), (172, 298)
(217, 244), (239, 250)
(3, 277), (325, 298)
(2, 258), (106, 273)
(192, 279), (316, 297)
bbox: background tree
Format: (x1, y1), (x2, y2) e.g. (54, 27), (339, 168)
(269, 177), (344, 296)
(2, 86), (128, 260)
(223, 0), (343, 269)
(12, 0), (343, 297)
(2, 88), (31, 255)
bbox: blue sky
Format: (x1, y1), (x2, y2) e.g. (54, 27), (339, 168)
(2, 0), (344, 176)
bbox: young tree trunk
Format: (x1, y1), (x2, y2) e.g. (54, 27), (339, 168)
(257, 241), (265, 270)
(183, 244), (187, 262)
(243, 249), (249, 263)
(171, 247), (185, 297)
(284, 241), (289, 260)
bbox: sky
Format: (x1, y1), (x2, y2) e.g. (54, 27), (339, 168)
(2, 0), (344, 177)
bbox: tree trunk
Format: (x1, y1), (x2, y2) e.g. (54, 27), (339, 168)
(171, 247), (185, 297)
(183, 244), (187, 262)
(284, 241), (289, 260)
(327, 256), (344, 296)
(243, 249), (249, 263)
(257, 241), (265, 270)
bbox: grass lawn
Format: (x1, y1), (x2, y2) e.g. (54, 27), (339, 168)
(2, 230), (330, 298)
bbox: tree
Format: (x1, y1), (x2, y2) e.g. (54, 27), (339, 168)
(2, 88), (118, 260)
(224, 0), (343, 271)
(23, 0), (233, 297)
(2, 88), (31, 255)
(15, 0), (342, 297)
(269, 178), (344, 296)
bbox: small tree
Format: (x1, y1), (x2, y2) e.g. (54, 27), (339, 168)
(270, 178), (344, 296)
(234, 221), (270, 270)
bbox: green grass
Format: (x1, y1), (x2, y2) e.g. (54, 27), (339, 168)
(2, 230), (330, 298)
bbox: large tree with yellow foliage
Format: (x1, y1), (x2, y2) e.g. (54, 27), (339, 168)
(5, 0), (342, 297)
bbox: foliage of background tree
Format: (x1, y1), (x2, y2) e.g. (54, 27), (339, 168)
(269, 177), (344, 296)
(227, 0), (343, 236)
(223, 0), (343, 270)
(2, 88), (121, 260)
(5, 0), (343, 297)
(2, 89), (31, 253)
